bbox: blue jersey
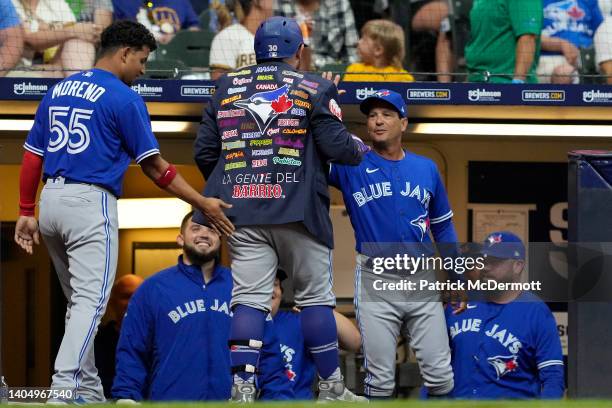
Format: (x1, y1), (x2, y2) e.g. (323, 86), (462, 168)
(542, 0), (603, 53)
(24, 69), (160, 197)
(446, 292), (564, 399)
(274, 311), (317, 399)
(0, 0), (20, 29)
(111, 258), (294, 401)
(329, 150), (455, 255)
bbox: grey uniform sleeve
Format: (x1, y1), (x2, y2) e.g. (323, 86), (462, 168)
(310, 82), (363, 165)
(193, 101), (221, 180)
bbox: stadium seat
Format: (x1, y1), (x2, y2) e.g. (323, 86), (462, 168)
(578, 46), (600, 84)
(319, 63), (348, 74)
(142, 59), (188, 79)
(156, 30), (215, 68)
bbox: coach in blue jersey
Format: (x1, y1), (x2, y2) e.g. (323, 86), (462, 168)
(446, 231), (564, 399)
(14, 21), (233, 403)
(112, 212), (293, 401)
(193, 16), (368, 402)
(329, 89), (458, 398)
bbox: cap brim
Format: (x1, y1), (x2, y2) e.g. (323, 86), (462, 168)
(359, 96), (404, 117)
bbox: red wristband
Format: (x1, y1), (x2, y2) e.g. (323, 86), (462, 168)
(19, 150), (43, 216)
(155, 164), (177, 188)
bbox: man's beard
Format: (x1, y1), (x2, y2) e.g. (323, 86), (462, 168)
(183, 243), (218, 266)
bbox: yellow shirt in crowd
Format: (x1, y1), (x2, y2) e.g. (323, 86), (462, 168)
(343, 63), (415, 82)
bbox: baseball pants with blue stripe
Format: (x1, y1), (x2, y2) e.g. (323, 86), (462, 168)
(354, 254), (454, 397)
(39, 179), (118, 402)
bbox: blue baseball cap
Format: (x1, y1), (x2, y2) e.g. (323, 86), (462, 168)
(481, 231), (526, 260)
(359, 89), (407, 118)
(254, 16), (305, 62)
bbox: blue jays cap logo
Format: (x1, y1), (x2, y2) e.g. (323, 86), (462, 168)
(234, 84), (293, 134)
(375, 90), (391, 97)
(487, 234), (503, 246)
(410, 212), (430, 241)
(487, 355), (518, 379)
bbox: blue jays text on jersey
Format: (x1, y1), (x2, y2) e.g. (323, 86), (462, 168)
(194, 61), (363, 248)
(542, 0), (603, 53)
(24, 69), (160, 197)
(329, 150), (455, 255)
(445, 292), (564, 399)
(111, 257), (294, 401)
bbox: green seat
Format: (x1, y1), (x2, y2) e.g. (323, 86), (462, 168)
(157, 30), (215, 68)
(578, 46), (601, 84)
(142, 59), (188, 79)
(199, 9), (211, 32)
(319, 63), (348, 75)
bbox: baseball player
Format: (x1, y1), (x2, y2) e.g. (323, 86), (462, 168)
(112, 212), (293, 401)
(13, 21), (233, 403)
(328, 89), (459, 398)
(446, 231), (564, 398)
(271, 270), (362, 399)
(193, 16), (368, 402)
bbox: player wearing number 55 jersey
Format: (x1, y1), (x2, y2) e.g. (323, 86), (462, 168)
(14, 21), (234, 403)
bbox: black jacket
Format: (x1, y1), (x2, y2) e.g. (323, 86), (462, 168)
(194, 61), (363, 248)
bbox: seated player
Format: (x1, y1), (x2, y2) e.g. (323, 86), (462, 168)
(446, 231), (564, 399)
(343, 19), (414, 83)
(111, 212), (293, 401)
(271, 270), (362, 399)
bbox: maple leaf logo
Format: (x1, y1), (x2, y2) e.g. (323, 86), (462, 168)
(567, 5), (584, 19)
(271, 94), (293, 114)
(505, 360), (517, 371)
(285, 369), (296, 381)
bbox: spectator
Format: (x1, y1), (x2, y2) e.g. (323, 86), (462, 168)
(209, 0), (273, 80)
(271, 271), (362, 399)
(68, 0), (113, 29)
(465, 0), (543, 83)
(343, 19), (414, 82)
(595, 0), (612, 83)
(409, 0), (453, 82)
(94, 274), (144, 398)
(0, 0), (24, 76)
(11, 0), (102, 77)
(111, 212), (293, 402)
(274, 0), (359, 70)
(538, 0), (603, 84)
(446, 232), (564, 399)
(112, 0), (200, 44)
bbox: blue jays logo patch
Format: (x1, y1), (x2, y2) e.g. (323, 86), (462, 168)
(487, 355), (518, 379)
(233, 85), (293, 135)
(410, 213), (430, 241)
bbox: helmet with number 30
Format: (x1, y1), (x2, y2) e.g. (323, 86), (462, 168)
(254, 16), (306, 62)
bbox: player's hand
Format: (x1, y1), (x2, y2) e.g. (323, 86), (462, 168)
(443, 289), (468, 315)
(199, 197), (234, 236)
(321, 71), (346, 95)
(561, 40), (579, 66)
(14, 216), (40, 255)
(351, 133), (370, 153)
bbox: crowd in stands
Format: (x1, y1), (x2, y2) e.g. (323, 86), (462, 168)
(1, 0), (612, 83)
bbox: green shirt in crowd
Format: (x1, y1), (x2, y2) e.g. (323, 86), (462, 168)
(465, 0), (543, 83)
